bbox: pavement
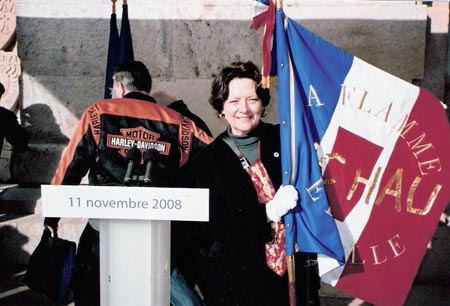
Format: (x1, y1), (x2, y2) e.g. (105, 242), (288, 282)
(0, 267), (360, 306)
(1, 265), (449, 306)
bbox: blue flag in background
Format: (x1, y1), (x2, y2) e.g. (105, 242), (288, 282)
(104, 4), (134, 99)
(274, 8), (345, 262)
(119, 4), (134, 64)
(104, 12), (120, 99)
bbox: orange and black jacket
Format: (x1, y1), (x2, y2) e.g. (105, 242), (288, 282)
(51, 93), (212, 187)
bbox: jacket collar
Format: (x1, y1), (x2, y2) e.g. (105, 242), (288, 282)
(124, 91), (157, 103)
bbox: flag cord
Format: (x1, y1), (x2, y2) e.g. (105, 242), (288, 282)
(284, 9), (299, 306)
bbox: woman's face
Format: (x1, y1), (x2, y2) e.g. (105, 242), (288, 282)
(222, 78), (263, 136)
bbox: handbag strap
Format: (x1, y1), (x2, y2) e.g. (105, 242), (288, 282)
(43, 229), (59, 241)
(221, 134), (251, 169)
(222, 134), (276, 203)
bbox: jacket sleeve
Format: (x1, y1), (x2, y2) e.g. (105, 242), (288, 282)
(178, 116), (213, 167)
(51, 107), (98, 185)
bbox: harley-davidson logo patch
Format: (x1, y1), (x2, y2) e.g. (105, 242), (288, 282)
(106, 126), (171, 160)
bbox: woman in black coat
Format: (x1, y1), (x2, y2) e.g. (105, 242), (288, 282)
(192, 61), (321, 306)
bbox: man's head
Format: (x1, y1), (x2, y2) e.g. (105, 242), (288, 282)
(112, 61), (152, 98)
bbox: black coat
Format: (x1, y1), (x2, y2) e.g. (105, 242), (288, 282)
(193, 122), (290, 306)
(166, 99), (213, 289)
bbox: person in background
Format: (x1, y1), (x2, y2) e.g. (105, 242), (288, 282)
(192, 61), (321, 306)
(152, 90), (213, 303)
(152, 90), (212, 138)
(44, 60), (212, 306)
(0, 82), (29, 160)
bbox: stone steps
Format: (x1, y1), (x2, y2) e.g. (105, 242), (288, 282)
(0, 185), (43, 215)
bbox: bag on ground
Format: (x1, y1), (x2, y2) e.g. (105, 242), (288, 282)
(23, 229), (76, 305)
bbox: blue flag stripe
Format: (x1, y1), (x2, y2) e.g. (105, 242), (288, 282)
(276, 9), (345, 262)
(286, 17), (353, 139)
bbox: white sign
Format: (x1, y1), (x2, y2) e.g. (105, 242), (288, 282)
(41, 185), (209, 221)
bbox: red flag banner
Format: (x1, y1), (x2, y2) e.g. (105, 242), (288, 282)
(321, 88), (450, 306)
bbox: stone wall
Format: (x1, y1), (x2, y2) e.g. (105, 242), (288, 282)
(8, 0), (447, 184)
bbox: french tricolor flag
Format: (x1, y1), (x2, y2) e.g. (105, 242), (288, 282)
(273, 7), (450, 306)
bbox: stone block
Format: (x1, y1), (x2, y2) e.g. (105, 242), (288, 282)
(10, 144), (66, 185)
(16, 17), (107, 77)
(0, 186), (41, 214)
(173, 20), (261, 79)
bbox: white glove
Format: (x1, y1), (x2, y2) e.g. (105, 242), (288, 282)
(266, 185), (298, 222)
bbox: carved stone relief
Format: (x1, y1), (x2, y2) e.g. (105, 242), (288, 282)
(0, 0), (21, 182)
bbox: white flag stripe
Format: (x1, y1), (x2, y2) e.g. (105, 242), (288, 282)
(318, 57), (422, 279)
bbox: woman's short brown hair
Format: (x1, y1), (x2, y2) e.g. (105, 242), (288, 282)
(209, 61), (270, 114)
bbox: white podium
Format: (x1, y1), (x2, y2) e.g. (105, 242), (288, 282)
(41, 185), (209, 306)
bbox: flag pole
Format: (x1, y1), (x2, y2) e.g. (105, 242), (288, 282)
(287, 255), (297, 306)
(276, 0), (282, 10)
(111, 0), (117, 14)
(274, 0), (297, 305)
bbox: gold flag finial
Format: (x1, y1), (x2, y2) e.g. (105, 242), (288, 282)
(261, 76), (270, 89)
